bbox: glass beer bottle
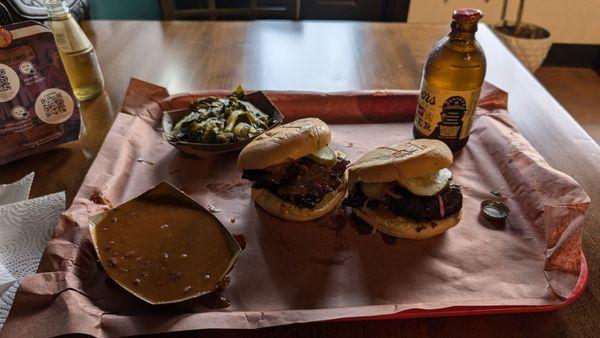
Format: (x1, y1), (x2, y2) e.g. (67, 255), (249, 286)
(46, 0), (104, 101)
(413, 8), (486, 152)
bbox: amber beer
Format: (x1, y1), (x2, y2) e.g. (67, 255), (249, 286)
(46, 0), (104, 101)
(413, 9), (486, 151)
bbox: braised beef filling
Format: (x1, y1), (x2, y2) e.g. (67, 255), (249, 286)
(343, 183), (462, 221)
(242, 157), (349, 208)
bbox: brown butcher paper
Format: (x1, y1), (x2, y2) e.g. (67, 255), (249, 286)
(1, 79), (589, 337)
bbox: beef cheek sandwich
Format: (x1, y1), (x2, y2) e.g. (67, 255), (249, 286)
(238, 118), (349, 221)
(343, 139), (462, 240)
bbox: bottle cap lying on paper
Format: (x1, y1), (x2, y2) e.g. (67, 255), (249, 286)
(480, 199), (510, 221)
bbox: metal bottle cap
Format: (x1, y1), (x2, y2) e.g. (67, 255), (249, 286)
(480, 199), (509, 221)
(452, 8), (484, 23)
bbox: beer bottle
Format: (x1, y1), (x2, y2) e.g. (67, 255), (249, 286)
(45, 0), (104, 101)
(413, 8), (486, 152)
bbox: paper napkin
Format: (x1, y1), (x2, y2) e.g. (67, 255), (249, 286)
(0, 173), (65, 328)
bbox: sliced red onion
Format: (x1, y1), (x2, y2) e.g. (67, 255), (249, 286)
(437, 194), (445, 218)
(386, 190), (403, 200)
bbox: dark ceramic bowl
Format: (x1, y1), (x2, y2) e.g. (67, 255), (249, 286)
(162, 91), (284, 158)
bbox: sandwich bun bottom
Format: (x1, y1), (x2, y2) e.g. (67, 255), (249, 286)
(353, 207), (461, 240)
(252, 186), (346, 222)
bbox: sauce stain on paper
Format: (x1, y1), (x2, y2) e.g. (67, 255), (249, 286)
(205, 182), (247, 199)
(309, 256), (352, 266)
(136, 158), (156, 165)
(90, 191), (112, 209)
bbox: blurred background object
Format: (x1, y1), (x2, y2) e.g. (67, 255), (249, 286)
(0, 0), (88, 21)
(88, 0), (410, 21)
(77, 0), (599, 71)
(1, 0), (596, 141)
(160, 0), (299, 20)
(156, 0), (410, 21)
(493, 0), (552, 72)
(82, 0), (600, 140)
(408, 0), (599, 70)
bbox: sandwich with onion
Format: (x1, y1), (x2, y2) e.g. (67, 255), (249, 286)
(238, 118), (349, 221)
(343, 139), (462, 239)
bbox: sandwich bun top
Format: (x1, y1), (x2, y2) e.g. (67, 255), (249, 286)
(238, 118), (331, 170)
(348, 139), (453, 184)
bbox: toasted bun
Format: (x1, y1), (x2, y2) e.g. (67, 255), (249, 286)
(252, 178), (346, 221)
(238, 118), (331, 170)
(348, 140), (453, 184)
(353, 207), (461, 240)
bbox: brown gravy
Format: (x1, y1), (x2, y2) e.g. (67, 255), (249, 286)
(94, 195), (236, 304)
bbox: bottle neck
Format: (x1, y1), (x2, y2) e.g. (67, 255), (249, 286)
(45, 0), (71, 19)
(448, 22), (478, 40)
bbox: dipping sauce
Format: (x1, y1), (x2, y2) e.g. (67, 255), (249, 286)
(92, 185), (239, 304)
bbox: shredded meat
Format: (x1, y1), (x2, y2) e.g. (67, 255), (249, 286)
(343, 183), (462, 221)
(242, 157), (349, 208)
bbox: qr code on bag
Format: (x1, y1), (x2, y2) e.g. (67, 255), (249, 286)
(0, 68), (11, 92)
(41, 92), (67, 119)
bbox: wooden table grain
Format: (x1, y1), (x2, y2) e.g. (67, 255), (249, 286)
(1, 21), (598, 337)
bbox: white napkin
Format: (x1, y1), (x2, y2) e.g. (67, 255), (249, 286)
(0, 173), (34, 206)
(0, 173), (65, 328)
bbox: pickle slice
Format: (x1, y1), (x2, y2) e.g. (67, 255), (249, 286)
(308, 146), (337, 166)
(398, 168), (452, 196)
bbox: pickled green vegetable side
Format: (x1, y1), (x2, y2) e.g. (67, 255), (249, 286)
(171, 85), (273, 144)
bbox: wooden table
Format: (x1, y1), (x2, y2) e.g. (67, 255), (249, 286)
(1, 21), (598, 337)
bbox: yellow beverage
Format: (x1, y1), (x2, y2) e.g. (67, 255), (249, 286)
(413, 8), (486, 152)
(57, 45), (104, 101)
(46, 0), (104, 101)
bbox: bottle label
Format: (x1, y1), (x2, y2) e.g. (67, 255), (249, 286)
(414, 80), (481, 140)
(51, 22), (92, 54)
